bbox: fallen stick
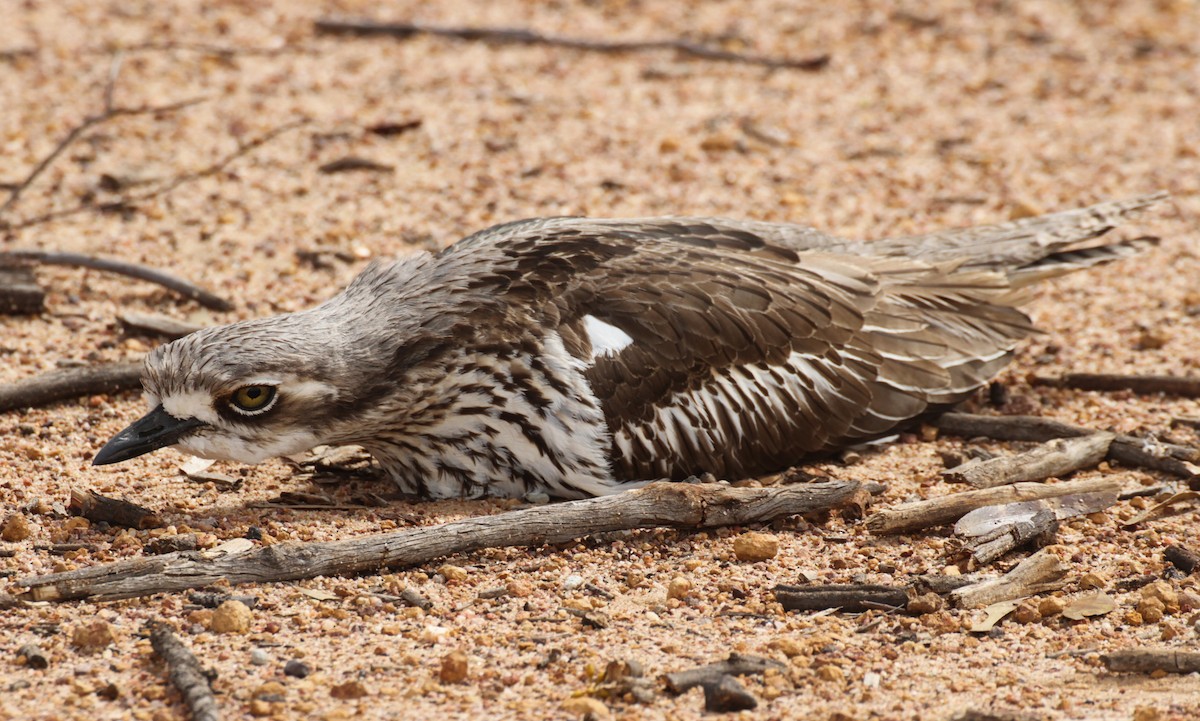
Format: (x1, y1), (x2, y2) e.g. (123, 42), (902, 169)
(935, 413), (1200, 478)
(950, 549), (1069, 608)
(866, 476), (1121, 535)
(663, 653), (785, 694)
(148, 623), (221, 721)
(959, 508), (1058, 567)
(701, 675), (758, 712)
(943, 433), (1113, 488)
(17, 480), (860, 602)
(0, 265), (45, 314)
(5, 119), (307, 231)
(1100, 648), (1200, 674)
(0, 96), (205, 221)
(0, 362), (142, 412)
(1035, 373), (1200, 398)
(1164, 545), (1199, 574)
(69, 488), (162, 529)
(773, 583), (908, 612)
(118, 311), (205, 339)
(314, 18), (831, 71)
(2, 250), (233, 311)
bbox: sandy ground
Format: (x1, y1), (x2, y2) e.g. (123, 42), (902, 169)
(2, 1), (1200, 719)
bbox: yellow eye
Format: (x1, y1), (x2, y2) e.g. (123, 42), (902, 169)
(229, 385), (277, 414)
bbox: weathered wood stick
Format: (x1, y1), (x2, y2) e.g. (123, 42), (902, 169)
(866, 476), (1121, 535)
(1, 250), (233, 311)
(314, 18), (831, 71)
(950, 549), (1069, 608)
(148, 623), (221, 721)
(17, 481), (860, 602)
(935, 412), (1200, 475)
(69, 488), (162, 529)
(773, 583), (908, 612)
(0, 362), (142, 412)
(1164, 545), (1199, 574)
(961, 508), (1058, 566)
(118, 311), (205, 339)
(944, 433), (1113, 488)
(1036, 373), (1200, 398)
(1101, 648), (1200, 674)
(663, 653), (785, 694)
(0, 265), (45, 314)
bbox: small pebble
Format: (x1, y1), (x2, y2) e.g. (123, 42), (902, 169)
(560, 697), (611, 719)
(563, 574), (585, 590)
(71, 621), (116, 653)
(733, 531), (779, 562)
(666, 576), (692, 600)
(438, 650), (469, 683)
(284, 659), (311, 678)
(249, 648), (270, 666)
(329, 680), (369, 699)
(437, 564), (468, 582)
(211, 600), (252, 634)
(1, 514), (33, 542)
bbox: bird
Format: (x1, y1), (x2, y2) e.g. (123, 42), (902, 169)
(93, 193), (1166, 500)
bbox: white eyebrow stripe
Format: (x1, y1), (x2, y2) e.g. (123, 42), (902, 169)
(161, 390), (219, 425)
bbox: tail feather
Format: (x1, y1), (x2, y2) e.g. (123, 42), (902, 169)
(873, 191), (1168, 269)
(1007, 235), (1161, 287)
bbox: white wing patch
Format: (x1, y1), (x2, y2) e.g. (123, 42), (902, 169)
(582, 315), (634, 359)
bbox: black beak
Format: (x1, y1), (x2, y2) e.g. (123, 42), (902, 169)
(93, 405), (207, 466)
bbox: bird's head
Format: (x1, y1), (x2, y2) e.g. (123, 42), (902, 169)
(92, 312), (360, 466)
(92, 253), (475, 468)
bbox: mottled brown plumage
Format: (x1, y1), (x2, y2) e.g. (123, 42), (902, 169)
(95, 193), (1165, 499)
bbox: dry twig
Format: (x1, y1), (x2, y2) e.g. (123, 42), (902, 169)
(4, 119), (306, 231)
(0, 362), (142, 413)
(935, 413), (1200, 479)
(951, 549), (1069, 608)
(1034, 373), (1200, 398)
(943, 433), (1113, 488)
(866, 476), (1121, 535)
(663, 653), (785, 694)
(958, 508), (1058, 566)
(0, 96), (206, 223)
(314, 18), (831, 71)
(773, 583), (908, 612)
(17, 481), (860, 602)
(1164, 545), (1199, 574)
(1101, 648), (1200, 674)
(69, 488), (162, 530)
(119, 311), (206, 339)
(1, 250), (233, 311)
(148, 622), (221, 721)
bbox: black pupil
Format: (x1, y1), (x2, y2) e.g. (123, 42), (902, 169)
(246, 388), (262, 399)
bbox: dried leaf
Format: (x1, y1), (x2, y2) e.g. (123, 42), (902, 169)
(969, 599), (1022, 632)
(297, 588), (341, 602)
(1062, 592), (1116, 620)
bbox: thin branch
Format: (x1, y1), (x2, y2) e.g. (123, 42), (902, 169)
(950, 548), (1069, 608)
(1034, 373), (1200, 398)
(314, 18), (831, 71)
(935, 412), (1200, 478)
(943, 433), (1113, 488)
(865, 476), (1122, 535)
(663, 653), (785, 694)
(148, 622), (221, 721)
(0, 96), (206, 220)
(0, 362), (142, 413)
(1101, 648), (1200, 674)
(2, 250), (234, 310)
(3, 118), (306, 231)
(16, 480), (861, 602)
